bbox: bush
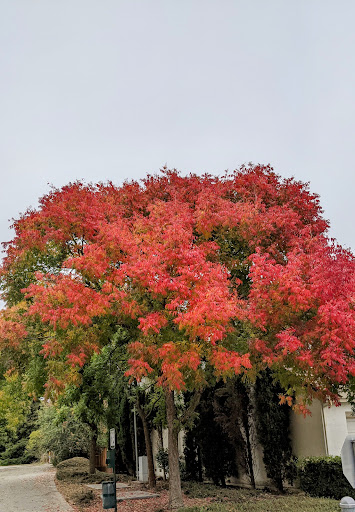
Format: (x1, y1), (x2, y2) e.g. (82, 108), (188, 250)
(56, 457), (110, 483)
(298, 456), (355, 499)
(70, 488), (95, 505)
(156, 448), (169, 475)
(56, 457), (91, 480)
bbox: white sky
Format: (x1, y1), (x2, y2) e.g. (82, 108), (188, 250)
(1, 0), (355, 255)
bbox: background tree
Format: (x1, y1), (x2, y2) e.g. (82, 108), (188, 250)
(26, 403), (91, 465)
(0, 370), (39, 465)
(62, 353), (112, 474)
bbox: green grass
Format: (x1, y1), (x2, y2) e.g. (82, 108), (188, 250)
(178, 496), (339, 512)
(178, 483), (340, 512)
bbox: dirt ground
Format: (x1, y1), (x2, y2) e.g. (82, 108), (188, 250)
(55, 479), (214, 512)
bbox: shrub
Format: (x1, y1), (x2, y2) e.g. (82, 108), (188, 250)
(156, 448), (169, 475)
(298, 456), (355, 499)
(70, 488), (95, 505)
(155, 448), (187, 480)
(56, 457), (109, 483)
(56, 457), (91, 480)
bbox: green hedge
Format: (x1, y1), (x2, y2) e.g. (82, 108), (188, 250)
(298, 456), (355, 499)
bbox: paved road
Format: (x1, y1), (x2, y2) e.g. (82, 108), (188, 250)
(0, 463), (73, 512)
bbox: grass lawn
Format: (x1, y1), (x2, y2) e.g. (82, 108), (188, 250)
(178, 483), (340, 512)
(178, 495), (339, 512)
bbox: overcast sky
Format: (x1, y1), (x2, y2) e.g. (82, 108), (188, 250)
(1, 1), (355, 257)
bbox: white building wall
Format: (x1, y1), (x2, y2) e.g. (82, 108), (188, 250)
(290, 398), (355, 458)
(290, 400), (327, 458)
(323, 399), (353, 456)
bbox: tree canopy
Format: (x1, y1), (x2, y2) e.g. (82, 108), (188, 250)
(1, 165), (355, 507)
(1, 166), (354, 405)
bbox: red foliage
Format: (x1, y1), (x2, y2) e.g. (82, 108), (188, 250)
(1, 166), (354, 404)
(0, 305), (28, 350)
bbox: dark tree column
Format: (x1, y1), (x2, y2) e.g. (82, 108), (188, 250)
(165, 390), (184, 509)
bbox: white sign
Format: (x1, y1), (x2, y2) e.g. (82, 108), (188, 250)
(110, 428), (116, 449)
(341, 434), (355, 488)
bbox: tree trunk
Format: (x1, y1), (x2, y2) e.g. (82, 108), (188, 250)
(244, 416), (256, 489)
(245, 386), (256, 489)
(89, 431), (97, 475)
(158, 425), (167, 481)
(136, 401), (156, 489)
(165, 390), (184, 509)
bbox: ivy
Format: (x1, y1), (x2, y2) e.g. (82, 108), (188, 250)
(254, 370), (297, 491)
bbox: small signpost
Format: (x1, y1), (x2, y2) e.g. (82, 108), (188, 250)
(102, 428), (117, 511)
(110, 428), (116, 450)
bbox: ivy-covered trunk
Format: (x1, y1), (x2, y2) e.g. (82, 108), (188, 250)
(239, 384), (256, 489)
(241, 408), (256, 489)
(165, 390), (184, 509)
(254, 370), (295, 492)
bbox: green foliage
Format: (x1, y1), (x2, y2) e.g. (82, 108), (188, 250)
(114, 383), (136, 474)
(184, 385), (238, 487)
(254, 370), (296, 491)
(0, 418), (10, 455)
(23, 355), (47, 400)
(0, 372), (31, 432)
(63, 353), (110, 431)
(212, 377), (255, 487)
(298, 456), (355, 500)
(31, 404), (90, 464)
(0, 401), (39, 465)
(0, 438), (35, 465)
(1, 245), (67, 306)
(26, 429), (43, 459)
(156, 447), (169, 474)
(58, 333), (139, 472)
(155, 447), (186, 480)
(183, 431), (202, 482)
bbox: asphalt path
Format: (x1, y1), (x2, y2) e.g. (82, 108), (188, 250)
(0, 463), (73, 512)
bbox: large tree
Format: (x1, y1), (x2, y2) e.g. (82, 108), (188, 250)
(2, 166), (355, 507)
